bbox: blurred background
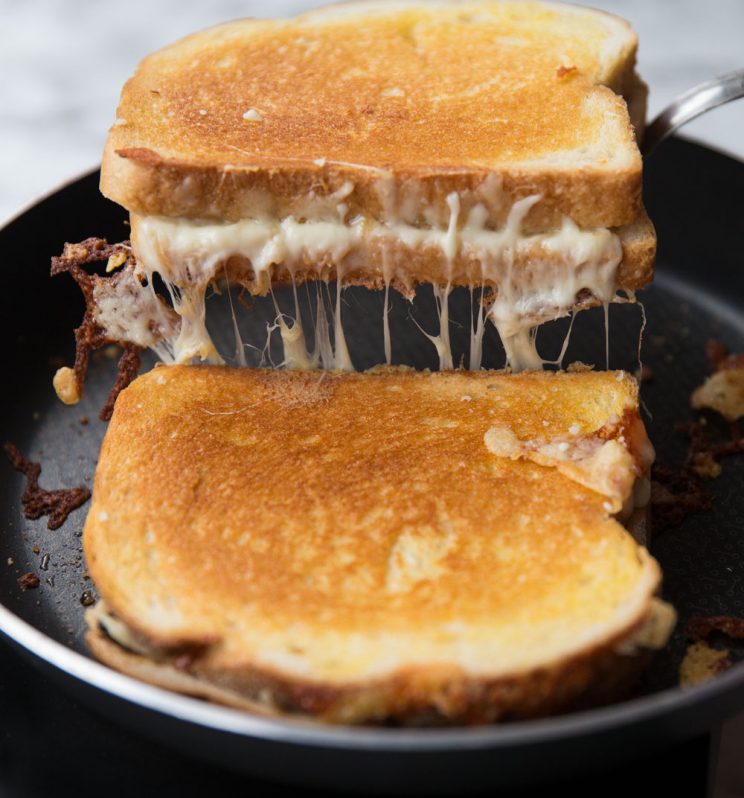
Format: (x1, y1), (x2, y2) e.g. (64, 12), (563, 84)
(1, 0), (743, 221)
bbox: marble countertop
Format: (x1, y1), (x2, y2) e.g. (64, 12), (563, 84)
(1, 0), (743, 221)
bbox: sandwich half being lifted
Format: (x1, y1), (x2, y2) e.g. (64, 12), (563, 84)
(53, 0), (655, 400)
(85, 366), (673, 724)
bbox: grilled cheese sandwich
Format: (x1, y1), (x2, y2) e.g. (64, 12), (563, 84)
(45, 0), (673, 725)
(71, 0), (656, 377)
(84, 366), (672, 724)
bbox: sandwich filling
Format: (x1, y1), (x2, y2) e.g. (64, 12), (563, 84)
(125, 190), (623, 373)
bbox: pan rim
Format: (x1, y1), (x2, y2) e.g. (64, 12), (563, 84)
(0, 162), (101, 231)
(3, 596), (744, 750)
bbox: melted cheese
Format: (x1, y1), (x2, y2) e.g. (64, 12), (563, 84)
(224, 271), (247, 367)
(270, 285), (315, 369)
(469, 286), (487, 372)
(382, 279), (392, 365)
(91, 267), (179, 364)
(333, 277), (354, 371)
(123, 185), (623, 371)
(416, 283), (454, 370)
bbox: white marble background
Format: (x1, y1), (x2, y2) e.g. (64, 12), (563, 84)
(1, 0), (743, 222)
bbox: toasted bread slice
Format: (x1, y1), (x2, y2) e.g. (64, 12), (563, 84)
(84, 366), (672, 724)
(102, 0), (645, 230)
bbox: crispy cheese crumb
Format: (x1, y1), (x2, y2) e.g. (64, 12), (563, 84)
(53, 367), (80, 405)
(242, 108), (264, 122)
(556, 65), (578, 78)
(690, 452), (723, 479)
(680, 641), (731, 687)
(18, 572), (40, 590)
(692, 368), (744, 421)
(106, 251), (128, 273)
(567, 361), (594, 373)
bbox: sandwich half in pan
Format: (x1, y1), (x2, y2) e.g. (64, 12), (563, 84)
(85, 366), (673, 725)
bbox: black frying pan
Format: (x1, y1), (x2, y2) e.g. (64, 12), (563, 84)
(1, 137), (744, 794)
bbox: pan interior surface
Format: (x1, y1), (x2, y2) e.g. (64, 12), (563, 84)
(2, 138), (744, 776)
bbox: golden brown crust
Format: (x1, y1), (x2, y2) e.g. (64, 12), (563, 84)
(616, 212), (656, 290)
(83, 367), (666, 724)
(104, 150), (642, 232)
(87, 604), (654, 725)
(101, 1), (644, 228)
